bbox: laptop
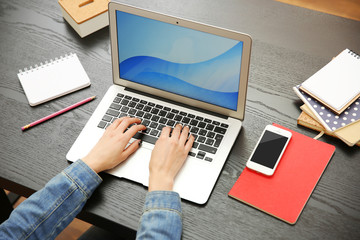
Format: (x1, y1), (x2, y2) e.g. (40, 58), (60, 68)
(66, 2), (252, 204)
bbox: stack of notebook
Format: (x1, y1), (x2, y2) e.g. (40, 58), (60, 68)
(293, 49), (360, 147)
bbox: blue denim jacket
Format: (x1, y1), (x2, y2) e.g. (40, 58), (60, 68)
(0, 160), (182, 240)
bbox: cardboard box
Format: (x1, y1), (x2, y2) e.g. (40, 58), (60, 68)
(59, 0), (110, 38)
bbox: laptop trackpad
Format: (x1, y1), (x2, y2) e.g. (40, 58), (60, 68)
(106, 146), (151, 186)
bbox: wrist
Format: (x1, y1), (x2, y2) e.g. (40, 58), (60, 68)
(82, 156), (103, 174)
(148, 174), (174, 192)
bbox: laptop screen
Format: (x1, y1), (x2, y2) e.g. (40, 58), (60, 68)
(116, 10), (243, 111)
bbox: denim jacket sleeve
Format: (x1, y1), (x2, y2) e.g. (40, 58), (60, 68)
(0, 159), (102, 240)
(136, 191), (182, 240)
(0, 160), (183, 240)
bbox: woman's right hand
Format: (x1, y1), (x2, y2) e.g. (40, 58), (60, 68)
(148, 124), (194, 191)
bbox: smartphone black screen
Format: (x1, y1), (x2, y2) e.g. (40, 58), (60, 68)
(250, 130), (289, 168)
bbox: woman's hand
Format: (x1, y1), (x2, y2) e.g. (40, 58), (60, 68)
(82, 117), (146, 173)
(149, 124), (194, 191)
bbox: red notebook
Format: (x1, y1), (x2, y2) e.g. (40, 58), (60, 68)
(228, 123), (335, 224)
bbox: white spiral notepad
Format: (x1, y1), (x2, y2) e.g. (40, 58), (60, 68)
(300, 49), (360, 114)
(18, 53), (91, 106)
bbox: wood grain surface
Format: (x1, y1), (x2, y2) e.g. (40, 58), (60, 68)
(1, 0), (360, 239)
(277, 0), (360, 21)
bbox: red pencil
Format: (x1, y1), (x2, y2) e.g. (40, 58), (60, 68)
(21, 96), (96, 131)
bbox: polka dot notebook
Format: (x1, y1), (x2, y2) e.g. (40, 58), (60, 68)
(294, 85), (360, 132)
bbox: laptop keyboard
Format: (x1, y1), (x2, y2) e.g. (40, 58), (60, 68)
(97, 93), (229, 162)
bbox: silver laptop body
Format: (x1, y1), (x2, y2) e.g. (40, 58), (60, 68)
(67, 2), (252, 204)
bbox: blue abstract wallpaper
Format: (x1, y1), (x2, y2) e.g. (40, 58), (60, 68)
(116, 11), (243, 110)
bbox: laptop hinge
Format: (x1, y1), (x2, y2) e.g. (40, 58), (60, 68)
(124, 87), (228, 120)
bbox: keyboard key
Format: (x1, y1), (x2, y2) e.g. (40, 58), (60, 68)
(192, 142), (199, 149)
(167, 120), (175, 127)
(119, 113), (127, 118)
(121, 99), (129, 105)
(195, 116), (204, 121)
(198, 122), (206, 128)
(174, 115), (182, 121)
(135, 104), (144, 110)
(187, 113), (195, 118)
(214, 134), (224, 147)
(214, 139), (222, 148)
(207, 131), (215, 138)
(188, 152), (196, 157)
(132, 132), (157, 144)
(124, 95), (132, 100)
(206, 124), (215, 131)
(212, 121), (220, 126)
(159, 117), (167, 124)
(179, 111), (187, 116)
(157, 124), (166, 131)
(144, 113), (152, 119)
(205, 138), (214, 146)
(164, 107), (171, 111)
(150, 129), (159, 136)
(196, 151), (206, 159)
(189, 119), (198, 126)
(102, 115), (112, 122)
(182, 117), (190, 124)
(113, 97), (121, 103)
(128, 109), (136, 115)
(142, 119), (150, 126)
(106, 109), (120, 117)
(215, 134), (223, 141)
(136, 111), (144, 117)
(155, 104), (163, 109)
(117, 93), (124, 98)
(132, 98), (140, 102)
(198, 136), (206, 143)
(151, 115), (160, 122)
(220, 123), (229, 128)
(140, 100), (147, 104)
(97, 121), (107, 129)
(204, 118), (211, 123)
(149, 122), (158, 129)
(148, 102), (155, 107)
(151, 108), (160, 114)
(166, 112), (175, 119)
(128, 101), (137, 108)
(110, 103), (121, 110)
(198, 144), (217, 154)
(199, 129), (207, 136)
(159, 110), (167, 117)
(143, 106), (152, 112)
(214, 126), (226, 134)
(190, 127), (199, 134)
(171, 109), (179, 114)
(205, 157), (213, 162)
(121, 106), (129, 113)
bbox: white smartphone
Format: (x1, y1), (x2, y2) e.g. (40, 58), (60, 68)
(246, 125), (292, 176)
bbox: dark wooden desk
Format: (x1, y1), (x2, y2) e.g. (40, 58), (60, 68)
(1, 0), (360, 239)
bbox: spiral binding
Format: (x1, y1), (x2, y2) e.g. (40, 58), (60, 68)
(18, 53), (75, 75)
(348, 49), (360, 59)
